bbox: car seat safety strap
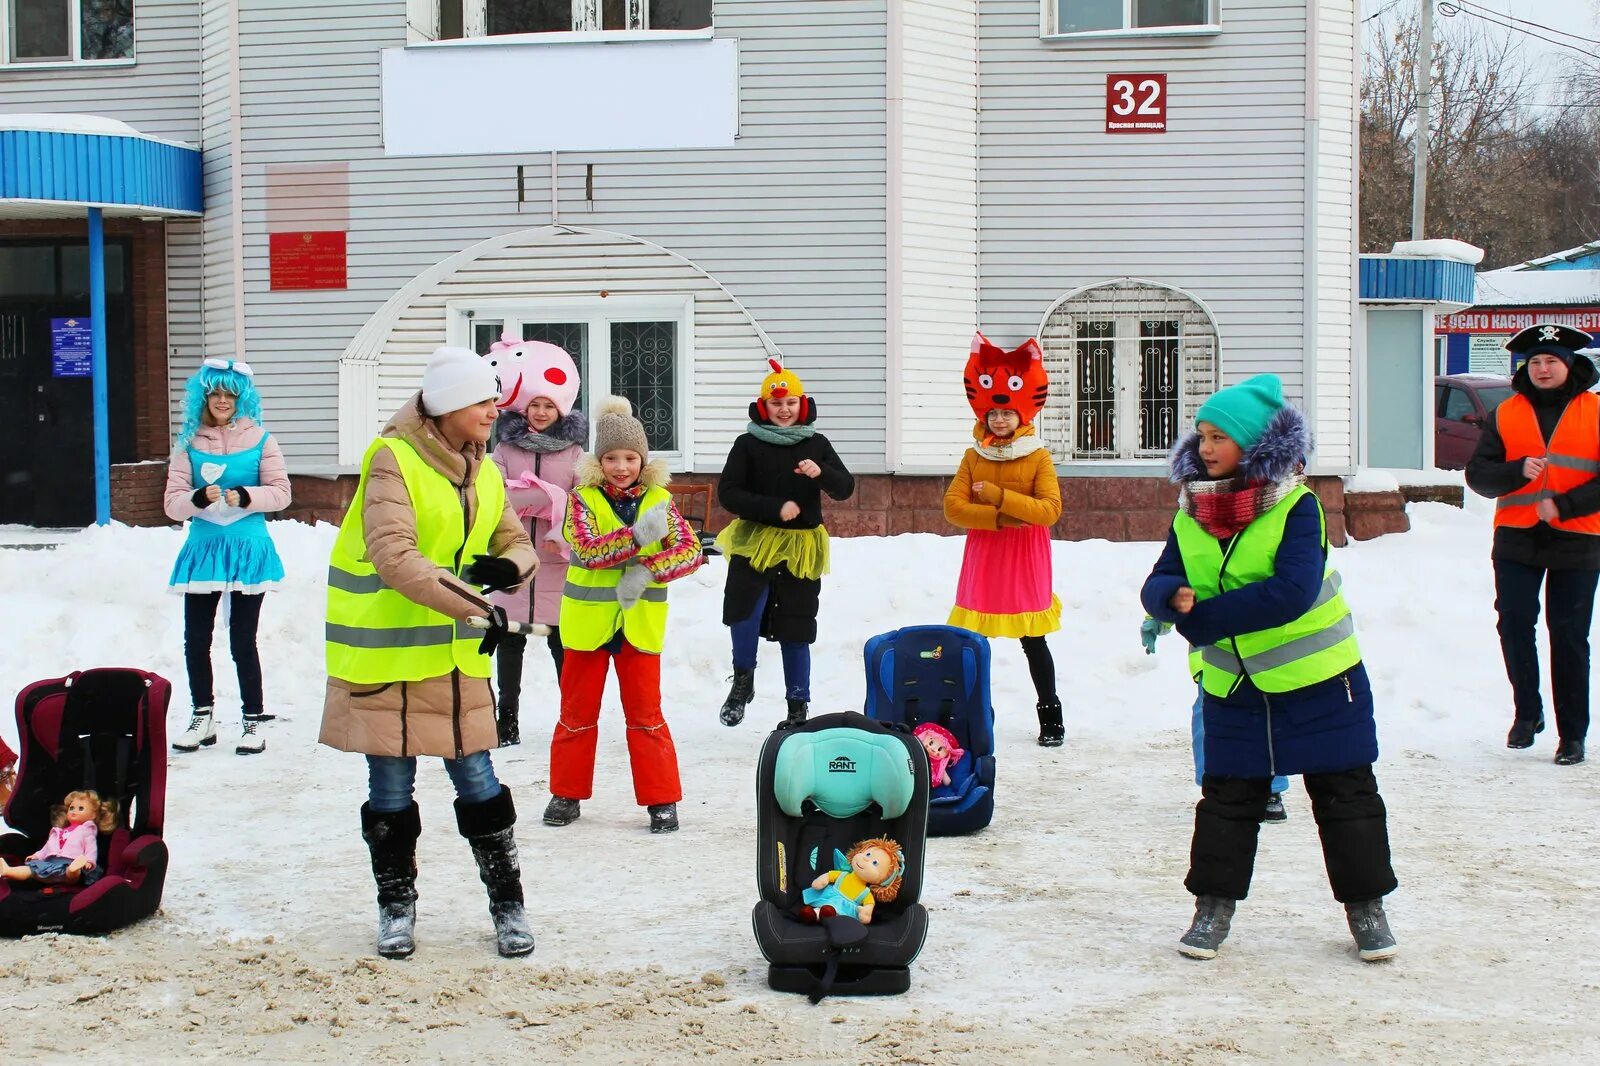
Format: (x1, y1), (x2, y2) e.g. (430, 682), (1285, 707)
(808, 952), (840, 1004)
(79, 735), (97, 791)
(114, 735), (132, 827)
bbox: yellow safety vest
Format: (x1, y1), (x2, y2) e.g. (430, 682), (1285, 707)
(325, 437), (505, 684)
(560, 484), (673, 654)
(1174, 485), (1361, 698)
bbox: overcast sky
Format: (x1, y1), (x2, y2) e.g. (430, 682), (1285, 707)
(1367, 0), (1600, 93)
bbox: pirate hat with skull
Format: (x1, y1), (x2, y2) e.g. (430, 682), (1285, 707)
(1505, 322), (1594, 366)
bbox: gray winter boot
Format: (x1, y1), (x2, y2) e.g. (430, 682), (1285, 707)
(456, 788), (535, 958)
(361, 802), (421, 959)
(1177, 895), (1237, 959)
(1345, 899), (1398, 961)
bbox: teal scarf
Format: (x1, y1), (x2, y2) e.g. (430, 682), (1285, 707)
(747, 421), (816, 446)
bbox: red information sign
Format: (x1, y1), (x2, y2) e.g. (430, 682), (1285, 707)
(269, 231), (347, 291)
(1106, 74), (1168, 134)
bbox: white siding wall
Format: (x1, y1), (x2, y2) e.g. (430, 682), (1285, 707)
(896, 0), (979, 473)
(0, 0), (200, 141)
(199, 0), (241, 372)
(229, 0), (889, 472)
(978, 1), (1316, 457)
(1312, 0), (1357, 473)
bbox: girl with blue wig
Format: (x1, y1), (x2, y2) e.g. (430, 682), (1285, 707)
(162, 358), (291, 755)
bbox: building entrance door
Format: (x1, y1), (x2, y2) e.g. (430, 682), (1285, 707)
(0, 239), (136, 526)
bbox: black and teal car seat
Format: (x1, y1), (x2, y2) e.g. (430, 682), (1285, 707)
(863, 625), (995, 835)
(751, 711), (929, 1001)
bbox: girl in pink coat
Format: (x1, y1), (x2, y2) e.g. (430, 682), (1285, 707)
(485, 335), (587, 747)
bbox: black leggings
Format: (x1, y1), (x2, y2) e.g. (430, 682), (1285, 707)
(1020, 635), (1057, 702)
(184, 592), (265, 718)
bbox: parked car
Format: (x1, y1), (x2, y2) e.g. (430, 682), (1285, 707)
(1436, 374), (1514, 470)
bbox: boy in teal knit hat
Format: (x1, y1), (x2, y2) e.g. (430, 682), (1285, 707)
(1194, 373), (1286, 452)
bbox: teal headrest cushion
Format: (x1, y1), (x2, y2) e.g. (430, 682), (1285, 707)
(773, 727), (916, 819)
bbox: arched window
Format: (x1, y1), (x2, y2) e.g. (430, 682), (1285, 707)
(1037, 279), (1220, 462)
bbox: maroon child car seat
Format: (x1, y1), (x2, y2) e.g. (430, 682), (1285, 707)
(0, 669), (170, 936)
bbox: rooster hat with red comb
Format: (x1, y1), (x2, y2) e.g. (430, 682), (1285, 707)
(756, 356), (811, 422)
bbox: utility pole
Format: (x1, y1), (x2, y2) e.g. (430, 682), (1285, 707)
(1411, 0), (1434, 239)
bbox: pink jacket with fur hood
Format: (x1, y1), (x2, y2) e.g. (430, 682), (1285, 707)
(162, 418), (292, 522)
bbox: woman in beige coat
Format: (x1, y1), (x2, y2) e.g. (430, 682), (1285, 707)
(320, 347), (538, 960)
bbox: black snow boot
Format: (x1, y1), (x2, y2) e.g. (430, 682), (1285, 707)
(496, 635), (525, 747)
(1262, 792), (1288, 822)
(543, 796), (580, 826)
(1554, 739), (1585, 765)
(361, 802), (421, 959)
(1177, 895), (1236, 960)
(648, 803), (679, 834)
(1507, 715), (1544, 749)
(784, 698), (809, 728)
(455, 788), (535, 958)
(720, 668), (755, 727)
(1036, 697), (1065, 748)
(1345, 899), (1398, 961)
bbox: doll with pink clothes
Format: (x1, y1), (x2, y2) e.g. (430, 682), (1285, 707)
(484, 333), (588, 747)
(913, 722), (966, 790)
(0, 790), (116, 887)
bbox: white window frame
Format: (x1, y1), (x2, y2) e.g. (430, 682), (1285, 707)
(0, 0), (136, 68)
(423, 0), (713, 46)
(444, 294), (696, 468)
(1041, 0), (1219, 42)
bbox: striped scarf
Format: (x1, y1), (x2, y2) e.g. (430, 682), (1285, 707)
(1179, 473), (1305, 539)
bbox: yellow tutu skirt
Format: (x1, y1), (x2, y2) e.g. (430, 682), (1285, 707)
(715, 519), (830, 580)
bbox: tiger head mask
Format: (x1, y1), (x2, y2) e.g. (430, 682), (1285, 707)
(963, 332), (1048, 425)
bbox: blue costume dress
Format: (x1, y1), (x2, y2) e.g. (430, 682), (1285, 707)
(801, 850), (876, 919)
(168, 439), (285, 594)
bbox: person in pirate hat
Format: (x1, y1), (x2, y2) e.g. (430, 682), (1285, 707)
(1467, 322), (1599, 765)
(714, 357), (855, 728)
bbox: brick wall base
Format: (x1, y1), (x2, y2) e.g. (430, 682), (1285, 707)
(108, 466), (1411, 546)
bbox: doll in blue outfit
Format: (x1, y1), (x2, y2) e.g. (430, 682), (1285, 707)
(798, 837), (905, 925)
(162, 359), (291, 755)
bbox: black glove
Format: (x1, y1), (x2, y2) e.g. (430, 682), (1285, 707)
(234, 486), (252, 509)
(477, 604), (510, 657)
(191, 487), (211, 509)
(462, 554), (520, 594)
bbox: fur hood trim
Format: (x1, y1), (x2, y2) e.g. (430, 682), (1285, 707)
(574, 453), (672, 491)
(1168, 405), (1310, 485)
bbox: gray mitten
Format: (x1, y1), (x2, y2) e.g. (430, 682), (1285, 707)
(616, 564), (652, 610)
(631, 505), (670, 547)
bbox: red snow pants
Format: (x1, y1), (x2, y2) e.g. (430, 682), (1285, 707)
(549, 640), (682, 806)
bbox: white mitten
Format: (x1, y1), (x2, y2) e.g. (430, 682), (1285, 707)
(631, 505), (670, 547)
(616, 565), (652, 610)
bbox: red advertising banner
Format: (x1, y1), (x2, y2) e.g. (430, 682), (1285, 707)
(269, 231), (347, 291)
(1437, 307), (1600, 334)
(1106, 73), (1167, 134)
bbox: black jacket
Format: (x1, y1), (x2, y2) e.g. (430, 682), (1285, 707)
(1465, 356), (1600, 570)
(716, 401), (855, 530)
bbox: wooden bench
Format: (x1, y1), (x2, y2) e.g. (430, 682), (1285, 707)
(667, 482), (720, 555)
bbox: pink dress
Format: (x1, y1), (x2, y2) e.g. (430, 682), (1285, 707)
(951, 525), (1060, 638)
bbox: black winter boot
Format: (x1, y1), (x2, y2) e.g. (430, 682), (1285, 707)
(361, 802), (421, 959)
(496, 635), (525, 747)
(720, 668), (755, 727)
(455, 788), (535, 958)
(784, 698), (809, 728)
(1036, 697), (1065, 747)
(1345, 899), (1398, 961)
(1177, 895), (1236, 960)
(1507, 715), (1544, 749)
(648, 803), (679, 833)
(1554, 739), (1585, 765)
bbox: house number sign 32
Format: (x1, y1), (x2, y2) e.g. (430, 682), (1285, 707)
(1105, 74), (1167, 134)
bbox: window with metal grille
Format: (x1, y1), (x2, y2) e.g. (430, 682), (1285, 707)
(1038, 280), (1219, 463)
(433, 0), (710, 38)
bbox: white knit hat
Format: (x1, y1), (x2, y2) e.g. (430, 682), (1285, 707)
(422, 346), (500, 417)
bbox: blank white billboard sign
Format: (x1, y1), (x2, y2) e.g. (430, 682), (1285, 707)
(381, 38), (739, 156)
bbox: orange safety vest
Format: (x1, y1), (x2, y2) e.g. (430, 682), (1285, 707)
(1493, 390), (1600, 534)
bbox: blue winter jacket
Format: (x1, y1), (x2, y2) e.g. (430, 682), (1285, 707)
(1140, 409), (1378, 779)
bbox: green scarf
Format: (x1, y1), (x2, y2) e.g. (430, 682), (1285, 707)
(746, 421), (816, 446)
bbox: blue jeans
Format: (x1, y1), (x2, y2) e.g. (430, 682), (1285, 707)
(731, 585), (812, 701)
(366, 751), (502, 813)
(1192, 689), (1288, 793)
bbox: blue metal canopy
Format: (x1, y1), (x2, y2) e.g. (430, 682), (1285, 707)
(0, 115), (201, 218)
(1359, 255), (1476, 308)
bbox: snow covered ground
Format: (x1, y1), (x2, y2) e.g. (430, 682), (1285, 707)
(2, 497), (1598, 1063)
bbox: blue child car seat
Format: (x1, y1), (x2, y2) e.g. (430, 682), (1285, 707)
(863, 625), (995, 835)
(752, 711), (929, 1001)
